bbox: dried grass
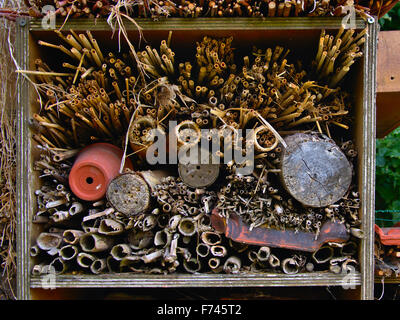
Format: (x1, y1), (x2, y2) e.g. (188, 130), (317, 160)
(107, 0), (146, 75)
(0, 0), (25, 300)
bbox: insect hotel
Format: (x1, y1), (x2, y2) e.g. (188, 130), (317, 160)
(15, 0), (381, 300)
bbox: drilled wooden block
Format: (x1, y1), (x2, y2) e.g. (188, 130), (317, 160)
(106, 173), (150, 216)
(178, 145), (220, 188)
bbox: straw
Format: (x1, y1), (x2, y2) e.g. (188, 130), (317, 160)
(0, 0), (25, 300)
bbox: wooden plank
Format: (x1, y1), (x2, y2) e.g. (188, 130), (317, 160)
(377, 92), (400, 138)
(377, 31), (400, 93)
(16, 17), (30, 301)
(29, 272), (362, 288)
(377, 30), (400, 138)
(28, 17), (367, 31)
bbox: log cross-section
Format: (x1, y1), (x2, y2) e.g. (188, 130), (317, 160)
(280, 133), (352, 207)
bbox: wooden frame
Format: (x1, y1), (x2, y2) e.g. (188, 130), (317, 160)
(16, 17), (378, 300)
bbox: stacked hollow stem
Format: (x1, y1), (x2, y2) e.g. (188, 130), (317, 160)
(30, 30), (363, 157)
(26, 0), (392, 18)
(28, 29), (368, 276)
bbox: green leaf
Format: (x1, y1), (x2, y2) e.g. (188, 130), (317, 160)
(376, 127), (400, 213)
(377, 184), (395, 202)
(391, 200), (400, 211)
(390, 149), (400, 158)
(376, 154), (385, 167)
(380, 4), (400, 31)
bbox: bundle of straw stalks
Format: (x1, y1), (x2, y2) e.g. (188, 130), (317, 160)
(0, 0), (23, 300)
(22, 0), (398, 19)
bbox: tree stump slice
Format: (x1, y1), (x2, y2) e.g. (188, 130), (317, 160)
(106, 173), (150, 216)
(280, 133), (352, 208)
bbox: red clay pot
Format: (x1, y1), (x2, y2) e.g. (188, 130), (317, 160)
(69, 143), (133, 201)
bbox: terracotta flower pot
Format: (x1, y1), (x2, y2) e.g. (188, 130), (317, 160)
(69, 143), (133, 201)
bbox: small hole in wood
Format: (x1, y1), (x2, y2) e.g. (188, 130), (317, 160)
(391, 76), (395, 80)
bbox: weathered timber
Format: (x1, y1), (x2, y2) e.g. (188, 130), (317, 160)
(279, 133), (352, 207)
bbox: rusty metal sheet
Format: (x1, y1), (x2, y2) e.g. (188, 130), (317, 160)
(375, 224), (400, 246)
(211, 210), (350, 252)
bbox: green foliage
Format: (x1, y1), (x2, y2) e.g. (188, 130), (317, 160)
(377, 4), (400, 226)
(379, 3), (400, 30)
(376, 127), (400, 212)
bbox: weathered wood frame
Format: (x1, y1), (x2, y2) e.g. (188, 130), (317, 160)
(16, 17), (377, 300)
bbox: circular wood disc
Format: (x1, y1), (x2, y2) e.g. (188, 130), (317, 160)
(178, 147), (220, 188)
(280, 133), (352, 208)
(178, 162), (220, 188)
(106, 173), (150, 216)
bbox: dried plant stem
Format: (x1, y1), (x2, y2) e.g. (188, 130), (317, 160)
(15, 70), (74, 77)
(0, 4), (19, 299)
